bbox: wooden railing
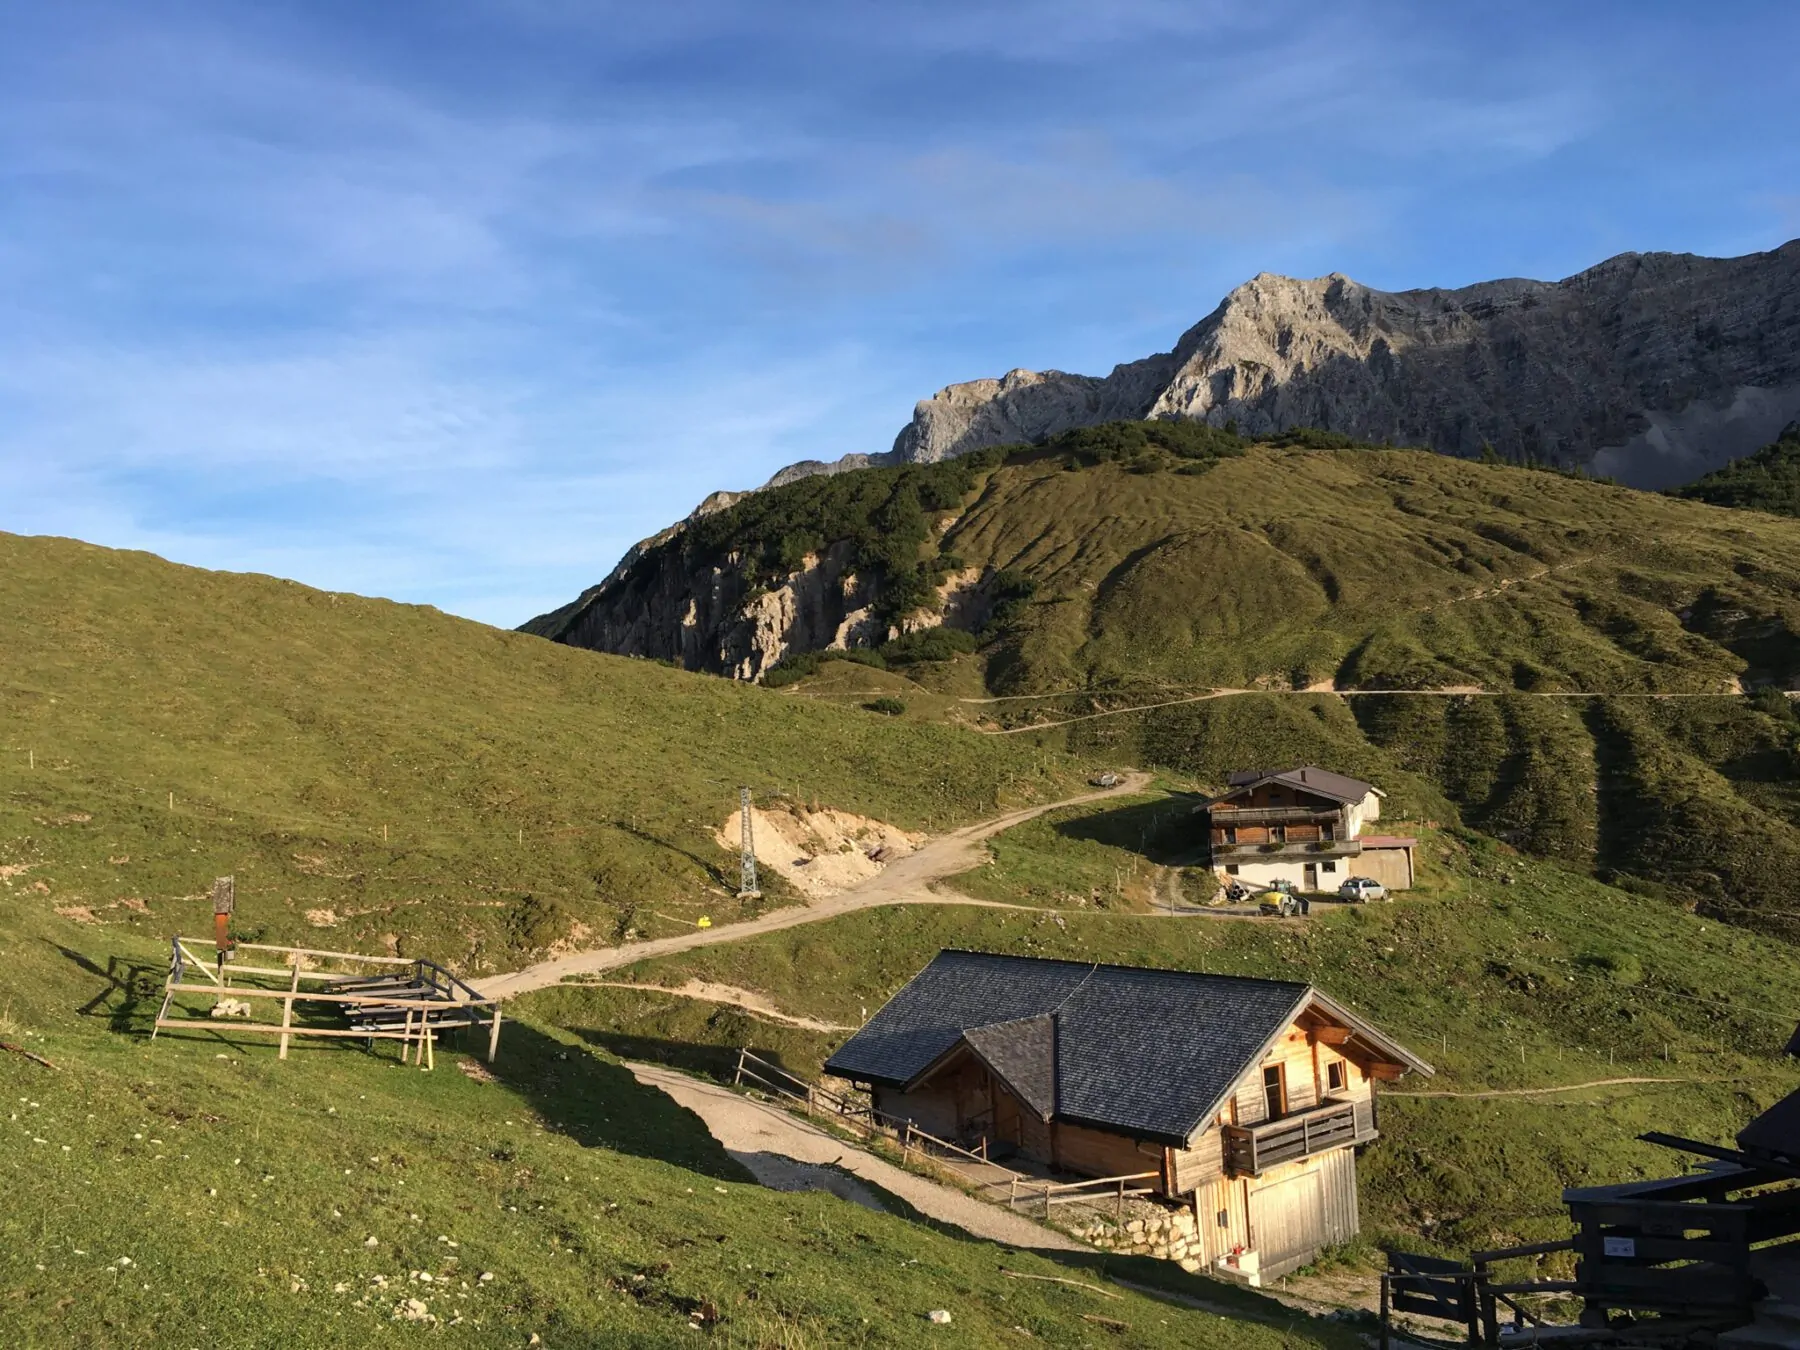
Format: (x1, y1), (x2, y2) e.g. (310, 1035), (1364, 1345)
(1223, 1097), (1372, 1175)
(1210, 805), (1343, 824)
(730, 1048), (1009, 1176)
(153, 937), (502, 1066)
(1211, 840), (1362, 859)
(1007, 1170), (1161, 1225)
(729, 1050), (1170, 1237)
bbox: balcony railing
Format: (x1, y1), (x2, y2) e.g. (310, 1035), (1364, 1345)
(1208, 805), (1344, 825)
(1210, 840), (1363, 860)
(1222, 1097), (1376, 1176)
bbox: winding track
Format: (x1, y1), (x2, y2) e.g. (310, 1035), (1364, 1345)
(477, 773), (1151, 1000)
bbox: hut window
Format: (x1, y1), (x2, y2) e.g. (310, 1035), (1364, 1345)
(1263, 1064), (1286, 1119)
(1217, 1209), (1230, 1228)
(1225, 865), (1239, 875)
(1321, 861), (1337, 873)
(1327, 1061), (1346, 1092)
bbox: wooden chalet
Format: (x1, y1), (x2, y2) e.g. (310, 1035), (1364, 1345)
(1205, 766), (1417, 894)
(826, 950), (1432, 1282)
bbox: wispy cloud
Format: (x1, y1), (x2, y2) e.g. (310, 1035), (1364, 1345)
(1, 0), (1795, 626)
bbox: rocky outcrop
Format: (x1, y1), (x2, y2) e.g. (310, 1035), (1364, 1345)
(530, 537), (889, 681)
(884, 240), (1800, 488)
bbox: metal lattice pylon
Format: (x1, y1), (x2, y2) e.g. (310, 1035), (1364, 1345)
(737, 787), (761, 898)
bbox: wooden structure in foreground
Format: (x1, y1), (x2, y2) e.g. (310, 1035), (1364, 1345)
(153, 936), (502, 1067)
(1381, 1087), (1800, 1348)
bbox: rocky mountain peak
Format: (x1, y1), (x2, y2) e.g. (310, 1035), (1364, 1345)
(874, 239), (1800, 488)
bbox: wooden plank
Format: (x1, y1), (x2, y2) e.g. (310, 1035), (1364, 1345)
(226, 941), (415, 966)
(163, 984), (484, 1010)
(1568, 1199), (1750, 1231)
(1470, 1238), (1575, 1263)
(277, 964), (300, 1060)
(153, 1019), (436, 1040)
(1580, 1265), (1754, 1297)
(1582, 1235), (1743, 1265)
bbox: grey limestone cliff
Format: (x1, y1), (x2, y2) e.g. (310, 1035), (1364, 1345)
(888, 240), (1800, 489)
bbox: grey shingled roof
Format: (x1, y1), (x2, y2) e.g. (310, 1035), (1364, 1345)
(825, 950), (1331, 1145)
(963, 1016), (1055, 1119)
(1220, 766), (1378, 805)
(824, 950), (1093, 1090)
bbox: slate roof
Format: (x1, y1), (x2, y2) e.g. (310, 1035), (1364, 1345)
(963, 1015), (1055, 1119)
(1219, 766), (1380, 805)
(1738, 1085), (1800, 1164)
(825, 950), (1426, 1146)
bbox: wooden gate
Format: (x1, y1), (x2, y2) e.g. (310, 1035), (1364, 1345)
(1250, 1169), (1324, 1278)
(1381, 1250), (1476, 1348)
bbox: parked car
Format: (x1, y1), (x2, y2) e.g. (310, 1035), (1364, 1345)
(1338, 876), (1388, 903)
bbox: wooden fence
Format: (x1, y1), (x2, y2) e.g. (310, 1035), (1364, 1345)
(153, 936), (502, 1066)
(730, 1048), (1158, 1232)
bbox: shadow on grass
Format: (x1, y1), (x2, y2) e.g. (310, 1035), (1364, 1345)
(1054, 793), (1208, 865)
(499, 1025), (1340, 1334)
(569, 1025), (827, 1085)
(53, 943), (165, 1035)
(479, 1019), (750, 1181)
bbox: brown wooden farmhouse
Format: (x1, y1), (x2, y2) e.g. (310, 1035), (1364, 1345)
(1206, 766), (1418, 894)
(825, 950), (1432, 1282)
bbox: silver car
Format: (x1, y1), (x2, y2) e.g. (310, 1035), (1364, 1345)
(1338, 876), (1387, 902)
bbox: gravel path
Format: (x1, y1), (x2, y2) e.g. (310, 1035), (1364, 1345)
(478, 775), (1150, 1000)
(626, 1061), (1084, 1252)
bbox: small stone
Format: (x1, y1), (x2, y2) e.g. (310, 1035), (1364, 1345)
(478, 1272), (494, 1283)
(364, 1236), (380, 1249)
(926, 1309), (953, 1325)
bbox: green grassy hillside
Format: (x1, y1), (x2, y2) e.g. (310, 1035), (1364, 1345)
(1, 532), (1344, 1347)
(683, 437), (1800, 941)
(2, 903), (1344, 1349)
(946, 443), (1800, 695)
(1673, 423), (1800, 516)
(553, 811), (1800, 1268)
(0, 531), (1079, 973)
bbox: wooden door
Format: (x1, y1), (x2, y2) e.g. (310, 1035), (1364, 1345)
(1250, 1169), (1325, 1278)
(1303, 862), (1318, 891)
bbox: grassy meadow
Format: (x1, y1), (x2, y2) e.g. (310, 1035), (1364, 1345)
(0, 529), (1366, 1346)
(0, 530), (1083, 977)
(565, 798), (1800, 1271)
(2, 901), (1352, 1348)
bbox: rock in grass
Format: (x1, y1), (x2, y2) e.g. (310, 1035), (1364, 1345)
(926, 1309), (952, 1324)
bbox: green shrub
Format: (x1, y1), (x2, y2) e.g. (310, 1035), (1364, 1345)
(864, 696), (906, 716)
(882, 627), (978, 665)
(1672, 423), (1800, 516)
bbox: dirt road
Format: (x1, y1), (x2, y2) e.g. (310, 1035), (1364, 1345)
(626, 1061), (1082, 1252)
(478, 774), (1150, 1000)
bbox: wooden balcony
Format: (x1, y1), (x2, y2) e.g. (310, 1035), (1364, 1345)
(1208, 805), (1344, 826)
(1223, 1097), (1376, 1176)
(1210, 840), (1363, 861)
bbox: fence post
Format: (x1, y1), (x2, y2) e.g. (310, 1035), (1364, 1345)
(1010, 1175), (1018, 1208)
(902, 1122), (913, 1163)
(1379, 1274), (1391, 1350)
(733, 1046), (747, 1087)
(487, 1004), (502, 1064)
(277, 963), (300, 1061)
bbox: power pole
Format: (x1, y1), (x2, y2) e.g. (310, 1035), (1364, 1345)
(737, 787), (761, 899)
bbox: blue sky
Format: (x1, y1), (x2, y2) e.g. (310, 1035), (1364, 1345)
(2, 1), (1796, 626)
